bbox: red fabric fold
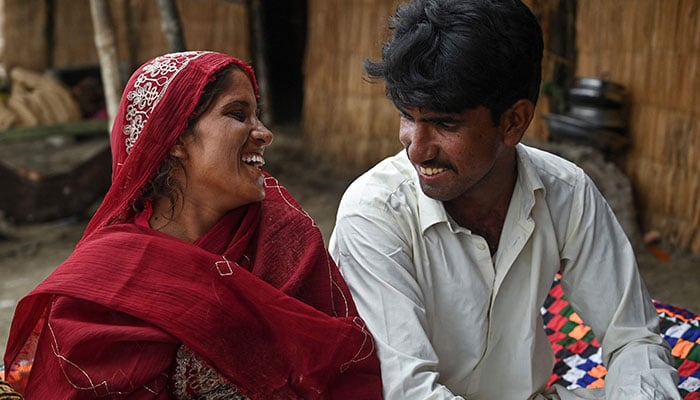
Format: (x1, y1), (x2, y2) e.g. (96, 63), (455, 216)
(4, 177), (382, 399)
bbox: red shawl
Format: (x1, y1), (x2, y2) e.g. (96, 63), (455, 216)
(3, 52), (382, 399)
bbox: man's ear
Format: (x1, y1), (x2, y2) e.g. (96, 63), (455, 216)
(501, 99), (535, 147)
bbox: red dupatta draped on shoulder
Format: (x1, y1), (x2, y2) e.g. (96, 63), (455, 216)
(3, 51), (382, 399)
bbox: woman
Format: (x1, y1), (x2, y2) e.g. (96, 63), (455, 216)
(3, 51), (382, 399)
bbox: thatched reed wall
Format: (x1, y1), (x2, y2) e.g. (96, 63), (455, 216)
(1, 0), (250, 79)
(523, 0), (561, 142)
(303, 0), (404, 174)
(575, 0), (700, 254)
(0, 0), (51, 72)
(303, 0), (553, 175)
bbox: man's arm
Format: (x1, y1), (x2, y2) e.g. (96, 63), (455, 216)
(330, 211), (466, 400)
(559, 173), (681, 399)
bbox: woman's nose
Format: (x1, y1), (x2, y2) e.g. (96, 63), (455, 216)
(252, 121), (273, 146)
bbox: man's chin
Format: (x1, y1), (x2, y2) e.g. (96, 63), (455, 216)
(419, 182), (454, 202)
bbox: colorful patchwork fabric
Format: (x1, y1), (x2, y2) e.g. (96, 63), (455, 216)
(542, 274), (700, 399)
(0, 361), (29, 399)
(0, 379), (22, 400)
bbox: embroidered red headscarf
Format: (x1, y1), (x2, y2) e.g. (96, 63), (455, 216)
(3, 51), (382, 399)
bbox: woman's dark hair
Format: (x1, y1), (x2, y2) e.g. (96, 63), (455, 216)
(133, 64), (240, 214)
(365, 0), (543, 124)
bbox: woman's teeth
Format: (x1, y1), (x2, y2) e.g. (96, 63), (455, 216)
(242, 153), (265, 167)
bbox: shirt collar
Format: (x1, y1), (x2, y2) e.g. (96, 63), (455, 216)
(514, 143), (545, 219)
(413, 143), (545, 235)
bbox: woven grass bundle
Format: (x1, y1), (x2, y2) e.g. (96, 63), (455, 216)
(1, 68), (82, 130)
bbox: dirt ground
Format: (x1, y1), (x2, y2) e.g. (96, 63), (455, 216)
(0, 125), (698, 353)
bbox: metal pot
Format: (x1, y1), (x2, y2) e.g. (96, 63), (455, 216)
(568, 77), (627, 107)
(567, 104), (627, 130)
(544, 113), (630, 153)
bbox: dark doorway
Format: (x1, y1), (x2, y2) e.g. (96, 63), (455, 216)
(261, 0), (307, 125)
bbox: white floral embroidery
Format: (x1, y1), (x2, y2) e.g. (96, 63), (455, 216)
(123, 51), (209, 153)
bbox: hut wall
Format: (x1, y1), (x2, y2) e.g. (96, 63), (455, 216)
(1, 0), (250, 79)
(303, 0), (552, 176)
(122, 0), (251, 67)
(303, 0), (404, 176)
(51, 1), (105, 68)
(521, 0), (555, 142)
(576, 0), (700, 254)
(0, 0), (50, 73)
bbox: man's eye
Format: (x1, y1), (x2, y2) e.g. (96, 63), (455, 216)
(437, 122), (458, 131)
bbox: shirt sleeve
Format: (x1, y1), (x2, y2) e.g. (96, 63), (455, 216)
(559, 172), (681, 400)
(330, 209), (466, 400)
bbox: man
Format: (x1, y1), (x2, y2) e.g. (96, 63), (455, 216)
(329, 0), (681, 399)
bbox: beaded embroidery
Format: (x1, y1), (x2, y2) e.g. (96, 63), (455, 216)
(171, 345), (249, 400)
(123, 51), (208, 153)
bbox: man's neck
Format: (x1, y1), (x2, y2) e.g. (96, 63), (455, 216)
(444, 151), (518, 254)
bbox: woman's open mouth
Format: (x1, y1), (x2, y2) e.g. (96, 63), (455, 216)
(242, 153), (265, 170)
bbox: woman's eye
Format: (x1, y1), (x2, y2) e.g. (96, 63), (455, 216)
(228, 111), (246, 121)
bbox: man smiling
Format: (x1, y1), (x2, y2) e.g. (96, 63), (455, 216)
(329, 0), (681, 399)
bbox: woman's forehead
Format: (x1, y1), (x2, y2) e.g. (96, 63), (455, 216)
(215, 69), (258, 104)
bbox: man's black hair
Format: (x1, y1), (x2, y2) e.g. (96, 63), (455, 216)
(365, 0), (544, 124)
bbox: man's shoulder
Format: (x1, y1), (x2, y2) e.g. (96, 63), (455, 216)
(518, 143), (586, 190)
(340, 151), (418, 209)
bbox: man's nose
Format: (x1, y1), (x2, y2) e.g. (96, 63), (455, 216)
(401, 121), (437, 164)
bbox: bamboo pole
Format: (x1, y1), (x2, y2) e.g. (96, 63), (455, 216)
(157, 0), (186, 52)
(89, 0), (121, 134)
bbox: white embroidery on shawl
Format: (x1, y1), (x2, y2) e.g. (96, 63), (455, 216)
(329, 255), (351, 316)
(48, 316), (168, 396)
(142, 377), (167, 394)
(215, 255), (234, 276)
(47, 320), (123, 397)
(123, 51), (208, 154)
(339, 317), (375, 372)
(238, 254), (251, 269)
(263, 176), (314, 224)
(264, 175), (351, 318)
(261, 176), (375, 376)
